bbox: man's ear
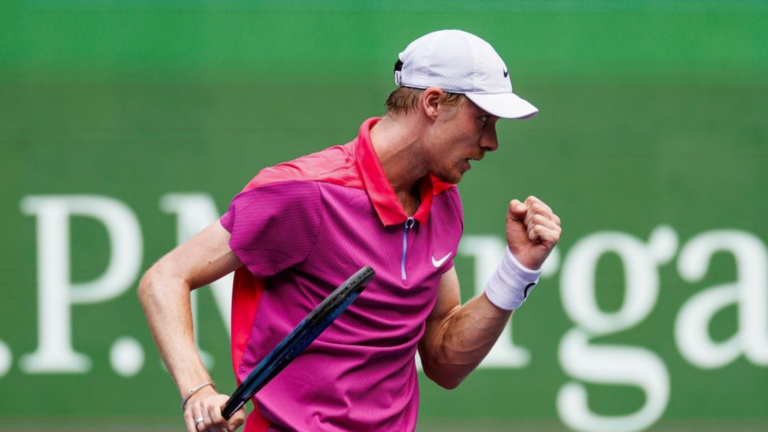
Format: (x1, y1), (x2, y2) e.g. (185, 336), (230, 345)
(421, 87), (444, 121)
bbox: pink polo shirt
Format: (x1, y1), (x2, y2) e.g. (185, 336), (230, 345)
(220, 118), (464, 432)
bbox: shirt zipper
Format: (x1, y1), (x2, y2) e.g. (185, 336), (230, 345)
(401, 217), (415, 280)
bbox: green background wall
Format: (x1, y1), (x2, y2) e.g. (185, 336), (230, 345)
(1, 1), (767, 431)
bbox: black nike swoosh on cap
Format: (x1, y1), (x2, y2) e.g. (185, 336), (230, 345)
(503, 69), (509, 77)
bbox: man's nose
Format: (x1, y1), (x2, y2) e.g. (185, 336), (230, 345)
(481, 123), (499, 152)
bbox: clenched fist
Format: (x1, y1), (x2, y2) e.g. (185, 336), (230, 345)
(506, 196), (561, 270)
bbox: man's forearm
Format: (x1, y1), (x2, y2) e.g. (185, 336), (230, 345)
(138, 223), (246, 431)
(420, 293), (513, 389)
(138, 270), (212, 397)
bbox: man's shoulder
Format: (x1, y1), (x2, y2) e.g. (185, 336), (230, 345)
(242, 143), (363, 191)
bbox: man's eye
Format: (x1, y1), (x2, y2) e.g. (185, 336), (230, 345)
(479, 115), (488, 124)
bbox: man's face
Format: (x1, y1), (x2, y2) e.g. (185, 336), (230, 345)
(424, 98), (500, 184)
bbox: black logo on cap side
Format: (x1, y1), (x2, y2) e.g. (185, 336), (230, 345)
(503, 69), (509, 78)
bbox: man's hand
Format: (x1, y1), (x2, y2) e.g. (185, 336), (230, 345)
(506, 196), (561, 270)
(183, 386), (245, 432)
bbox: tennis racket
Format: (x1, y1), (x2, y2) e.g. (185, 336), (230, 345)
(221, 266), (375, 419)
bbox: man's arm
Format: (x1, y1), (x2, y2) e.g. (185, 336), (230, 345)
(419, 196), (561, 389)
(138, 221), (246, 432)
(418, 267), (512, 389)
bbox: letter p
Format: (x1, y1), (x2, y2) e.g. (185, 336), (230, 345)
(20, 195), (142, 373)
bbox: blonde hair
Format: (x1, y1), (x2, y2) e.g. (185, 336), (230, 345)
(385, 87), (464, 115)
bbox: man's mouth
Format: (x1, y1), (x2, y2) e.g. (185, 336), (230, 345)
(462, 156), (481, 171)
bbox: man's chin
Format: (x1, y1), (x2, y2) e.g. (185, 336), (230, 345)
(433, 171), (463, 184)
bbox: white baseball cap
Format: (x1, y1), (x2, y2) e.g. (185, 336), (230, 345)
(394, 30), (538, 119)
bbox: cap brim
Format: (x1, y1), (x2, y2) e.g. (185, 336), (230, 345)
(465, 92), (538, 119)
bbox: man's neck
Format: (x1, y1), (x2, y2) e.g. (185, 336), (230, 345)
(369, 114), (428, 197)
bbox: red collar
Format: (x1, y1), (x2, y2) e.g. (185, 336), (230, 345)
(355, 118), (436, 226)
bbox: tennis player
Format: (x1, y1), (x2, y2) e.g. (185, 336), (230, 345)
(139, 29), (561, 432)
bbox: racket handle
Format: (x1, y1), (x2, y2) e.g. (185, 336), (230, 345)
(221, 397), (242, 420)
(221, 402), (237, 420)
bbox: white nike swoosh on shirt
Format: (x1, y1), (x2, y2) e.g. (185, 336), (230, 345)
(432, 252), (453, 268)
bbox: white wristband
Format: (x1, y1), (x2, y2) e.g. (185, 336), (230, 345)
(485, 247), (542, 311)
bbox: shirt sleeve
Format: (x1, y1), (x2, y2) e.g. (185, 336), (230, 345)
(220, 181), (323, 278)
